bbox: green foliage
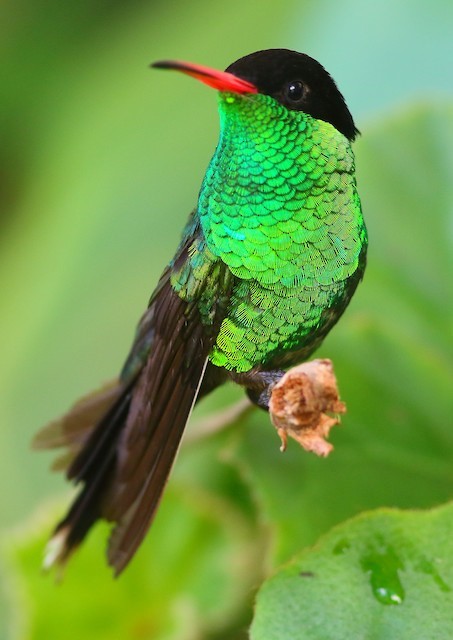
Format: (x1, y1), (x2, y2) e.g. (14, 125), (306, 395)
(251, 503), (453, 640)
(1, 0), (452, 637)
(3, 480), (261, 639)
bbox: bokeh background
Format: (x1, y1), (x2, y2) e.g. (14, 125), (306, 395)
(1, 0), (452, 638)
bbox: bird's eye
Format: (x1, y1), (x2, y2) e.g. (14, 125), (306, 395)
(286, 80), (305, 102)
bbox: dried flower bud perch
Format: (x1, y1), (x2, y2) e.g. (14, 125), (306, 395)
(268, 359), (346, 457)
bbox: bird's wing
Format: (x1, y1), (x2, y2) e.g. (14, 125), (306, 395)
(103, 226), (230, 573)
(105, 284), (212, 571)
(35, 214), (230, 574)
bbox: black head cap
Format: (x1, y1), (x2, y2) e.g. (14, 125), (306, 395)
(226, 49), (358, 141)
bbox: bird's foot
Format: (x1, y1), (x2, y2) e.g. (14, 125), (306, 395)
(229, 369), (285, 411)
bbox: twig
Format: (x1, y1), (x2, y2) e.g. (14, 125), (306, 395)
(269, 359), (346, 457)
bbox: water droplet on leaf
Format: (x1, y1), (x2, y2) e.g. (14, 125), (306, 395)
(360, 543), (405, 606)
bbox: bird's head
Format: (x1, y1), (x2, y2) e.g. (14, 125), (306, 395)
(152, 49), (358, 141)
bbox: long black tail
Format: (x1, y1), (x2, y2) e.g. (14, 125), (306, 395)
(33, 383), (131, 568)
(34, 272), (216, 574)
(33, 218), (232, 574)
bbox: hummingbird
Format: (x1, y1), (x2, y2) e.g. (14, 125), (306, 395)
(34, 49), (367, 575)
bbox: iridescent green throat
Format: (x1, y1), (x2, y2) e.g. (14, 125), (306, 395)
(199, 92), (363, 287)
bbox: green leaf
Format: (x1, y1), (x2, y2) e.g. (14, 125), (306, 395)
(251, 503), (453, 640)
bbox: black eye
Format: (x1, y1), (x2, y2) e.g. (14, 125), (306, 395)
(286, 80), (305, 102)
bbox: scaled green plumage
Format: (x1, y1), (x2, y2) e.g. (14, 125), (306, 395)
(173, 92), (366, 372)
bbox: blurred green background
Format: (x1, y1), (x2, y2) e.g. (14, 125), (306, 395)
(1, 0), (452, 638)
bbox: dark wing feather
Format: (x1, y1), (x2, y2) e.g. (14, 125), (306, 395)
(103, 282), (213, 573)
(35, 216), (230, 573)
(107, 357), (209, 573)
